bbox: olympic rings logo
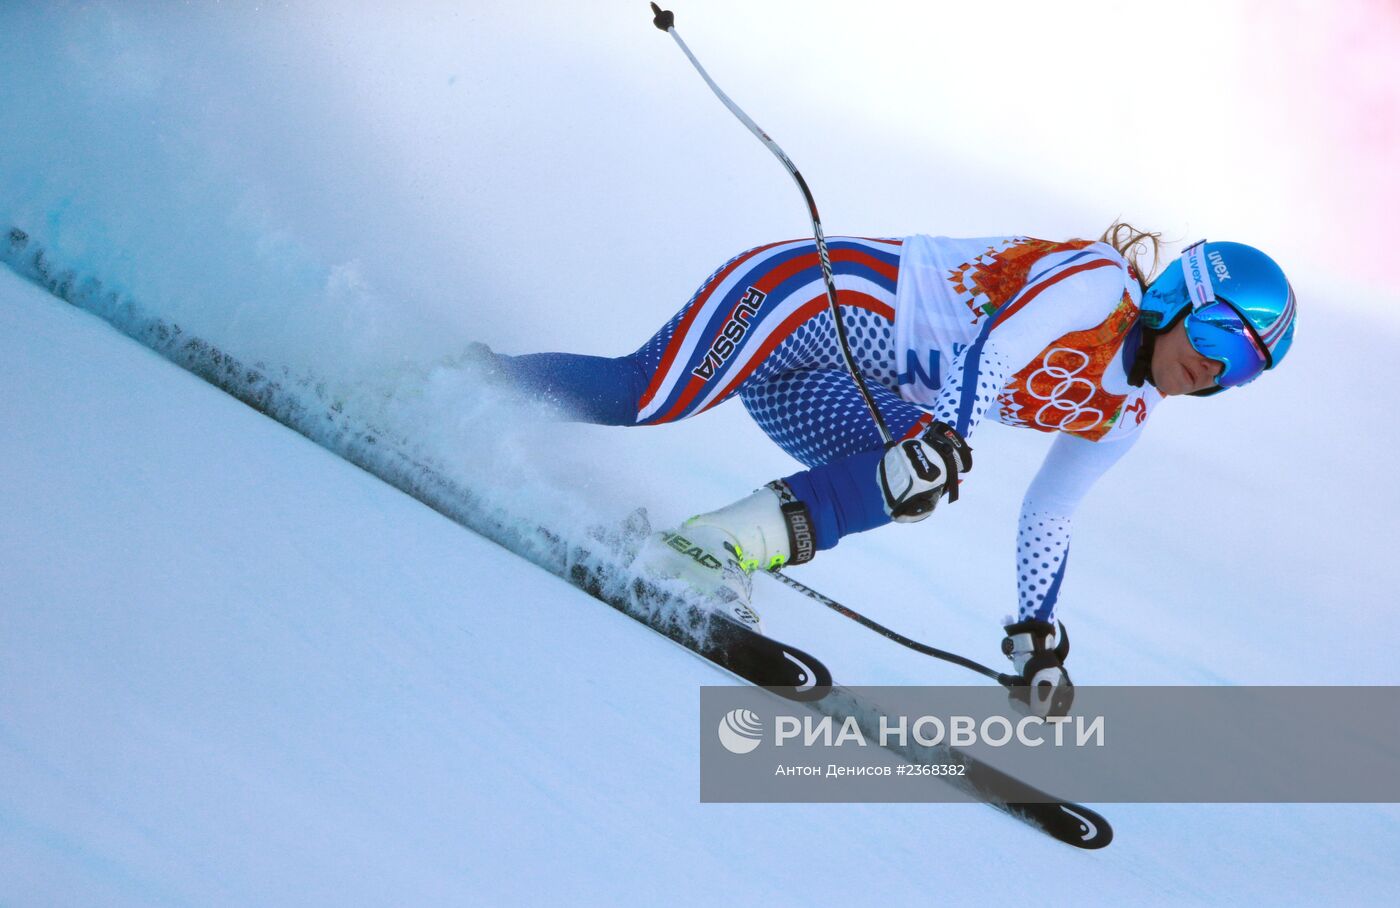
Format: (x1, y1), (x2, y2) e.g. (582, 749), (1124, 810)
(1024, 347), (1104, 432)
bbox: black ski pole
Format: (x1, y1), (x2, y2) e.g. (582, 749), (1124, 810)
(649, 3), (894, 446)
(765, 570), (1018, 688)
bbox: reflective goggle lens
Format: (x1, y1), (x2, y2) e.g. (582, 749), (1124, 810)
(1184, 301), (1269, 388)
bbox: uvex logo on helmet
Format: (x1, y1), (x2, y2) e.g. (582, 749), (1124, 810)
(1207, 250), (1231, 282)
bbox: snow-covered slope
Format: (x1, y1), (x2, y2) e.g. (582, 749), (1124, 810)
(2, 265), (992, 906)
(4, 233), (1399, 908)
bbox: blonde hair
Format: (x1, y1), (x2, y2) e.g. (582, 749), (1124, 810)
(1099, 220), (1163, 289)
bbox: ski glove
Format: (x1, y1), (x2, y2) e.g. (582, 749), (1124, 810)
(1002, 618), (1074, 718)
(878, 421), (972, 523)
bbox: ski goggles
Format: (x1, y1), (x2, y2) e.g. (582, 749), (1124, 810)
(1178, 243), (1270, 389)
(1184, 302), (1269, 388)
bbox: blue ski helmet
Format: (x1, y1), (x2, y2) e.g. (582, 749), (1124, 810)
(1140, 240), (1297, 391)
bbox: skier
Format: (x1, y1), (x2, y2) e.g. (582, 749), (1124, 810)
(481, 224), (1297, 715)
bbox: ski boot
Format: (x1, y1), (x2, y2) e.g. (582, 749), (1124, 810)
(636, 482), (815, 632)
